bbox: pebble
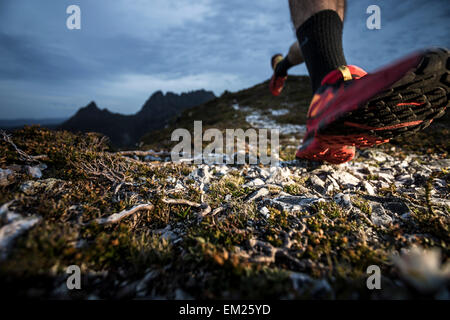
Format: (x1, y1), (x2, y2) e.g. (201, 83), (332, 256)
(370, 203), (393, 227)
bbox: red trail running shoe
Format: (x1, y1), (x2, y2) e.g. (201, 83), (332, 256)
(270, 54), (287, 96)
(296, 48), (450, 164)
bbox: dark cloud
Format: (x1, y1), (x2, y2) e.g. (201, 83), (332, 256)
(0, 0), (449, 119)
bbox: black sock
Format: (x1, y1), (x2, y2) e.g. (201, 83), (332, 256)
(275, 57), (293, 77)
(296, 10), (347, 93)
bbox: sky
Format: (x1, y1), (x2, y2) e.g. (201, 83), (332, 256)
(0, 0), (449, 120)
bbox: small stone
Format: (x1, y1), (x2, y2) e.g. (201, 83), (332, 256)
(213, 165), (229, 177)
(174, 182), (185, 191)
(165, 176), (176, 184)
(266, 167), (293, 185)
(257, 167), (270, 180)
(26, 166), (42, 179)
(309, 175), (325, 193)
(161, 230), (176, 241)
(259, 206), (270, 219)
(370, 203), (392, 227)
(325, 176), (340, 193)
(189, 165), (214, 185)
(331, 171), (360, 187)
(243, 178), (265, 188)
(333, 193), (352, 209)
(361, 181), (376, 196)
(20, 181), (39, 195)
(265, 196), (324, 212)
(246, 188), (269, 202)
(400, 212), (412, 220)
(0, 215), (41, 260)
(378, 172), (394, 183)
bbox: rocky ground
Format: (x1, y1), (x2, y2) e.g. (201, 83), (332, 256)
(0, 124), (449, 300)
(1, 76), (449, 299)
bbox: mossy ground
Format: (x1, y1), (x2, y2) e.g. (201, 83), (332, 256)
(0, 75), (449, 299)
(1, 124), (448, 299)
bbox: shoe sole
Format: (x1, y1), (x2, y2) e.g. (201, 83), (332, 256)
(315, 48), (450, 148)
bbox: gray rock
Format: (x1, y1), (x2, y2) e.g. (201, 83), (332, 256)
(0, 215), (41, 260)
(246, 188), (270, 203)
(331, 171), (360, 187)
(189, 165), (214, 185)
(26, 166), (42, 179)
(266, 167), (293, 185)
(377, 172), (394, 183)
(174, 182), (185, 191)
(243, 178), (265, 188)
(264, 196), (324, 212)
(309, 175), (325, 193)
(20, 181), (39, 195)
(213, 165), (230, 177)
(370, 203), (393, 227)
(259, 206), (270, 219)
(154, 225), (177, 242)
(361, 181), (376, 196)
(396, 174), (413, 185)
(257, 167), (271, 180)
(325, 176), (340, 194)
(333, 193), (352, 209)
(20, 178), (64, 195)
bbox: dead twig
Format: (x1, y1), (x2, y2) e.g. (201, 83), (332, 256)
(94, 203), (154, 225)
(71, 153), (133, 186)
(198, 204), (212, 217)
(211, 206), (225, 216)
(162, 198), (213, 218)
(161, 198), (202, 208)
(1, 130), (46, 163)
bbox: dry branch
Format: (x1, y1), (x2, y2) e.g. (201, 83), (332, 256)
(72, 153), (133, 186)
(162, 198), (213, 218)
(1, 130), (46, 163)
(161, 198), (202, 208)
(94, 203), (154, 225)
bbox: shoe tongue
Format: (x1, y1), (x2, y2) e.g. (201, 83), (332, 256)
(320, 65), (368, 86)
(321, 69), (348, 86)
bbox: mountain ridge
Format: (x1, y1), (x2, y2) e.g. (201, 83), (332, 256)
(60, 89), (216, 147)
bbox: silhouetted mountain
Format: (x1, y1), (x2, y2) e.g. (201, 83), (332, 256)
(60, 90), (215, 147)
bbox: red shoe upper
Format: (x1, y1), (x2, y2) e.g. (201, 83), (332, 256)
(295, 65), (367, 164)
(269, 54), (287, 96)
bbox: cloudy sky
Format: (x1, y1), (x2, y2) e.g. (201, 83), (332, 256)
(0, 0), (449, 120)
